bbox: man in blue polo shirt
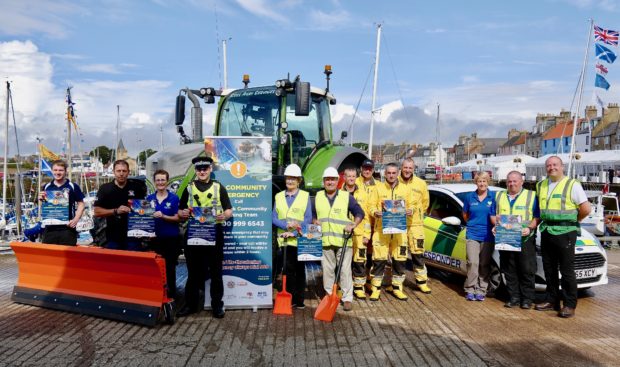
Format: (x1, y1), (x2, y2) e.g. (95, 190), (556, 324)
(39, 160), (85, 246)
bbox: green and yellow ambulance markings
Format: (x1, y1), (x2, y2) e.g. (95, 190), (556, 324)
(423, 218), (467, 273)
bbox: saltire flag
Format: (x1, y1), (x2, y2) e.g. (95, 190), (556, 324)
(595, 74), (611, 90)
(595, 93), (605, 109)
(38, 144), (60, 161)
(594, 25), (619, 46)
(596, 43), (617, 63)
(596, 63), (609, 75)
(41, 159), (53, 177)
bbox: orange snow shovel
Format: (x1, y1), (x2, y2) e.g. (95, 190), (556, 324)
(314, 231), (352, 322)
(273, 240), (292, 315)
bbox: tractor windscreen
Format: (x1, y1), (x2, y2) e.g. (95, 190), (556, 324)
(218, 86), (329, 167)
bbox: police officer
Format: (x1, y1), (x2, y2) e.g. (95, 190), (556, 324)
(535, 156), (590, 318)
(369, 162), (414, 301)
(314, 167), (364, 311)
(341, 167), (372, 299)
(398, 158), (431, 294)
(272, 164), (312, 309)
(177, 156), (233, 318)
(39, 159), (85, 246)
(493, 171), (540, 309)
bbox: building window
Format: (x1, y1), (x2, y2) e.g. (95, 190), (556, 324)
(586, 136), (590, 145)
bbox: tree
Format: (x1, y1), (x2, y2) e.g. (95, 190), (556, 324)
(89, 146), (112, 165)
(353, 142), (369, 151)
(138, 149), (157, 166)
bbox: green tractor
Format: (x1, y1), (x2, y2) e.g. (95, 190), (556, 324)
(146, 66), (368, 196)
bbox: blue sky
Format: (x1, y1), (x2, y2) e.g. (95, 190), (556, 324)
(1, 0), (620, 156)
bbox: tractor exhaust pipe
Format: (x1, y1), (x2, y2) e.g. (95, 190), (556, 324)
(184, 88), (203, 143)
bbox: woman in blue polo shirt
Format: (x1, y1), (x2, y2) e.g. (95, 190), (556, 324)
(147, 169), (181, 299)
(462, 171), (496, 301)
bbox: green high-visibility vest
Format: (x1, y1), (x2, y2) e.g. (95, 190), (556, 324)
(495, 189), (536, 241)
(315, 190), (353, 247)
(536, 177), (579, 235)
(275, 190), (309, 247)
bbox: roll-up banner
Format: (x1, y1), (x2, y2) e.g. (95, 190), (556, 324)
(203, 136), (273, 310)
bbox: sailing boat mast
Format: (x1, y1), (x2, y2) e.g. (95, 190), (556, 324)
(436, 103), (443, 184)
(66, 87), (73, 180)
(2, 82), (9, 221)
(568, 19), (594, 176)
(115, 105), (120, 162)
(368, 23), (382, 159)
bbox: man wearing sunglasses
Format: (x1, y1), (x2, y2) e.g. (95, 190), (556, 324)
(178, 156), (233, 318)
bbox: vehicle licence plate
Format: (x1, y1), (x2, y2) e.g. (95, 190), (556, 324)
(575, 268), (598, 279)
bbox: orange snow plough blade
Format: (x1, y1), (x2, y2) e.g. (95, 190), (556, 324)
(10, 241), (170, 326)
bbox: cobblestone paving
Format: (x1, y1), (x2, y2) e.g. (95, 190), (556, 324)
(0, 250), (619, 367)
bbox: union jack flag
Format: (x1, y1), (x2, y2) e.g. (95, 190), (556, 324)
(594, 25), (619, 46)
(596, 63), (609, 75)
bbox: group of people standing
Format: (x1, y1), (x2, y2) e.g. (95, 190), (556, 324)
(273, 158), (432, 312)
(38, 153), (591, 320)
(39, 156), (231, 319)
(463, 155), (591, 318)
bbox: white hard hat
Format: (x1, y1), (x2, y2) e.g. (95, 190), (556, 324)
(283, 164), (302, 177)
(322, 167), (339, 178)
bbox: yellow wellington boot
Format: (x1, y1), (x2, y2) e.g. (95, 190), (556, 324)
(353, 286), (366, 299)
(368, 278), (382, 301)
(391, 283), (408, 301)
(417, 283), (432, 294)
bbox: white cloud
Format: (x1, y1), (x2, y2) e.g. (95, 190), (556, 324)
(0, 1), (83, 38)
(0, 40), (178, 156)
(78, 64), (123, 74)
(308, 9), (352, 31)
(462, 75), (480, 83)
(235, 0), (287, 23)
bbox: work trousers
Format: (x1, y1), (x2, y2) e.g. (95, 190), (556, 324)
(351, 235), (368, 287)
(499, 235), (537, 303)
(149, 235), (181, 299)
(464, 239), (494, 295)
(322, 246), (353, 302)
(41, 226), (77, 246)
(408, 232), (428, 285)
(371, 232), (408, 285)
(279, 245), (306, 305)
(541, 230), (578, 308)
(184, 231), (224, 312)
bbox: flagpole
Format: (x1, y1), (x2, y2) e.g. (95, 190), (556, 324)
(36, 139), (42, 221)
(568, 19), (594, 177)
(66, 87), (73, 181)
(2, 82), (9, 222)
(368, 23), (382, 160)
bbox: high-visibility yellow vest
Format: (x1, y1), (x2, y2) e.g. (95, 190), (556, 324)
(341, 185), (371, 238)
(187, 181), (223, 223)
(275, 190), (309, 247)
(536, 177), (579, 235)
(315, 190), (353, 247)
(495, 189), (536, 240)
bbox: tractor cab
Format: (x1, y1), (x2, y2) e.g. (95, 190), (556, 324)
(215, 84), (333, 175)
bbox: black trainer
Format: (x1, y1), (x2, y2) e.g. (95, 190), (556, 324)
(504, 299), (520, 308)
(213, 308), (225, 319)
